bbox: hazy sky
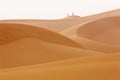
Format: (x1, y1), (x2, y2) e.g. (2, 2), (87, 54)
(0, 0), (120, 19)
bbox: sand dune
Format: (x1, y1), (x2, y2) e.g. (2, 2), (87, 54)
(78, 16), (120, 46)
(0, 9), (120, 80)
(0, 23), (103, 69)
(2, 53), (120, 71)
(1, 62), (120, 80)
(61, 15), (120, 52)
(1, 54), (120, 80)
(0, 9), (120, 34)
(81, 9), (120, 23)
(0, 23), (84, 48)
(0, 16), (82, 32)
(61, 9), (120, 35)
(0, 38), (100, 69)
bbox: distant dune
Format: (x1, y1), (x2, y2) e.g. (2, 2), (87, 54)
(0, 23), (83, 48)
(78, 16), (120, 46)
(0, 9), (120, 80)
(61, 12), (120, 53)
(82, 9), (120, 22)
(0, 16), (82, 32)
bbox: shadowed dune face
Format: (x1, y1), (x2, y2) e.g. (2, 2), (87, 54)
(0, 23), (83, 48)
(77, 16), (120, 46)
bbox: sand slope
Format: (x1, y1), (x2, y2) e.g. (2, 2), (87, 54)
(78, 16), (120, 46)
(0, 23), (102, 69)
(61, 15), (120, 53)
(81, 9), (120, 23)
(0, 38), (100, 69)
(0, 16), (82, 32)
(0, 9), (120, 80)
(1, 54), (120, 80)
(2, 53), (120, 71)
(0, 23), (84, 48)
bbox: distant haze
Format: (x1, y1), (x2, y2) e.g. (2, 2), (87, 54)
(0, 0), (120, 19)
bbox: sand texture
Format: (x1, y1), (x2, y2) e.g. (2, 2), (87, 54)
(0, 9), (120, 80)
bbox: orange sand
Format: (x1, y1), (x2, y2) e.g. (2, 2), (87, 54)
(0, 9), (120, 80)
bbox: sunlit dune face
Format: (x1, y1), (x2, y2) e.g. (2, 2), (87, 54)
(77, 16), (120, 46)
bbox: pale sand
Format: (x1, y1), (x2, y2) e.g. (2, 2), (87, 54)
(0, 9), (120, 80)
(0, 16), (82, 32)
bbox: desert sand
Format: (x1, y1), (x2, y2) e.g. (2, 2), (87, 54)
(61, 10), (120, 53)
(0, 15), (82, 32)
(0, 9), (120, 80)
